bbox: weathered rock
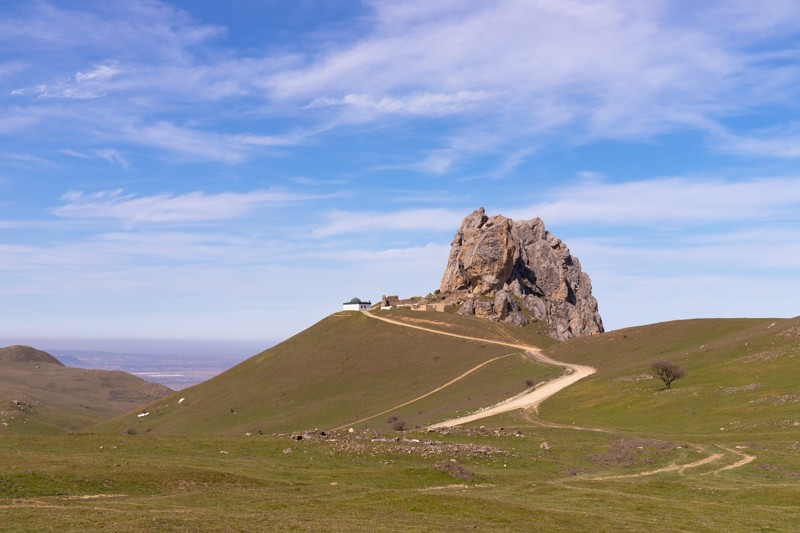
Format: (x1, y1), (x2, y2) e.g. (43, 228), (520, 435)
(442, 208), (603, 340)
(380, 295), (400, 307)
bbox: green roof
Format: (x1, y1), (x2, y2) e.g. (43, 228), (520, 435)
(343, 297), (372, 305)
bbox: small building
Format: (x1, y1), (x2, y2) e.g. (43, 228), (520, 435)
(342, 297), (371, 311)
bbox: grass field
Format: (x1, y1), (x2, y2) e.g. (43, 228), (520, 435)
(3, 313), (799, 531)
(2, 424), (798, 531)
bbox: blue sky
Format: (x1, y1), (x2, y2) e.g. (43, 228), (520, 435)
(2, 0), (800, 344)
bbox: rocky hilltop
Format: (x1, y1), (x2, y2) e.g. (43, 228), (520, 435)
(439, 208), (603, 340)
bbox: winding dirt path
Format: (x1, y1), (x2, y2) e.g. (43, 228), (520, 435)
(359, 312), (755, 477)
(329, 350), (517, 431)
(702, 446), (757, 475)
(362, 312), (595, 428)
(587, 449), (724, 480)
(586, 444), (757, 480)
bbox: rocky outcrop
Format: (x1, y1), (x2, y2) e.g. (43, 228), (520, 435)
(379, 295), (400, 307)
(439, 208), (603, 340)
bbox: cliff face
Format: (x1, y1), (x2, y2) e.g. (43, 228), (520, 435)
(439, 208), (604, 341)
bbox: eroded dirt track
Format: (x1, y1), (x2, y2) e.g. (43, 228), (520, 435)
(362, 312), (595, 428)
(362, 312), (757, 477)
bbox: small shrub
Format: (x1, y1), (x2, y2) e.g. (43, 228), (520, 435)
(387, 415), (406, 431)
(525, 379), (535, 388)
(123, 426), (137, 435)
(433, 460), (474, 481)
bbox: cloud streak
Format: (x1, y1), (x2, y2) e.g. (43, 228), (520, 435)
(312, 208), (465, 237)
(11, 63), (122, 99)
(125, 122), (305, 163)
(61, 148), (129, 169)
(510, 176), (800, 226)
(52, 188), (324, 223)
(307, 91), (490, 117)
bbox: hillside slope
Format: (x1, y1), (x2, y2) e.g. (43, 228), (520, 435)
(1, 351), (173, 434)
(0, 345), (63, 365)
(536, 316), (800, 438)
(95, 311), (560, 435)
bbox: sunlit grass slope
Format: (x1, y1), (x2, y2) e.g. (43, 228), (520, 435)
(536, 317), (800, 438)
(96, 311), (559, 435)
(377, 307), (559, 348)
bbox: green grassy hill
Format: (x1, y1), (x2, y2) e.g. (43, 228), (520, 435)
(1, 348), (173, 434)
(95, 311), (561, 435)
(538, 316), (800, 437)
(4, 314), (800, 531)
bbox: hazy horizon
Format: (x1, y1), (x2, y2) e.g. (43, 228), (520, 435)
(0, 337), (276, 357)
(0, 337), (279, 390)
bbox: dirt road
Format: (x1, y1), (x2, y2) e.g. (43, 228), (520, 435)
(363, 312), (596, 428)
(359, 312), (755, 477)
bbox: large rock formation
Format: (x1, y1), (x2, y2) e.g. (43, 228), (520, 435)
(439, 208), (603, 340)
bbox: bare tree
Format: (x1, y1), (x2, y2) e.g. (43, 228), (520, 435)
(651, 360), (685, 389)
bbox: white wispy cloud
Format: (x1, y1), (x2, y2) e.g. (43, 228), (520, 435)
(302, 242), (450, 264)
(11, 63), (122, 99)
(75, 64), (119, 82)
(570, 227), (800, 275)
(2, 3), (292, 162)
(0, 151), (56, 167)
(307, 91), (490, 116)
(312, 208), (465, 238)
(6, 1), (800, 167)
(508, 176), (800, 226)
(714, 124), (800, 158)
(61, 148), (129, 169)
(410, 150), (459, 175)
(0, 2), (224, 59)
(126, 122), (304, 163)
(0, 113), (40, 134)
(52, 188), (324, 223)
(311, 175), (800, 238)
(570, 225), (800, 329)
(264, 0), (800, 167)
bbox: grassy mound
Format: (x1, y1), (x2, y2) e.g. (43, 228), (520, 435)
(95, 311), (560, 435)
(0, 345), (63, 365)
(0, 363), (172, 434)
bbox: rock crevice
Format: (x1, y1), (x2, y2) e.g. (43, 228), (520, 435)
(439, 208), (603, 340)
